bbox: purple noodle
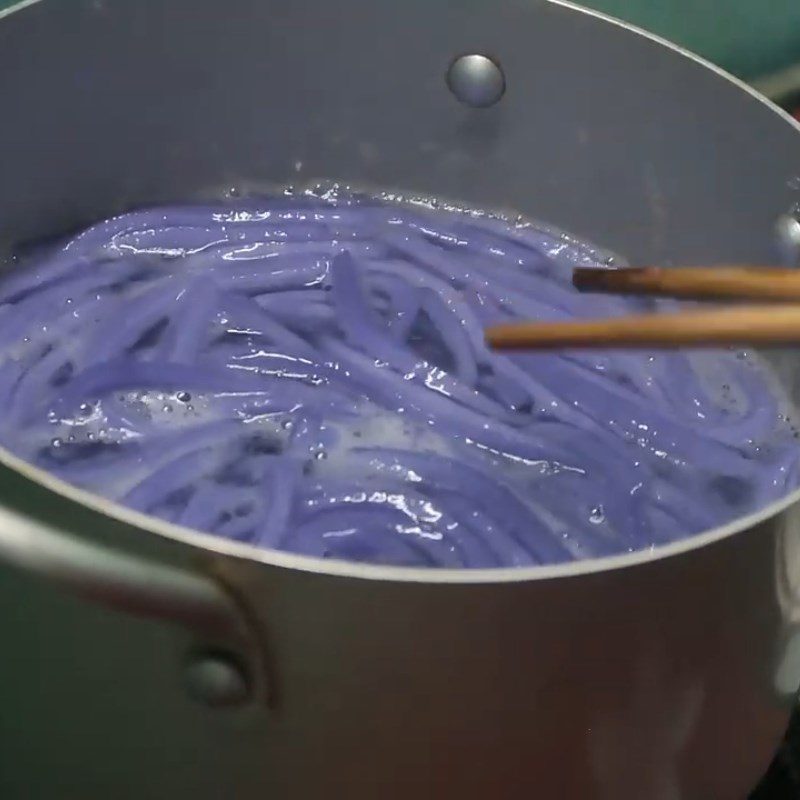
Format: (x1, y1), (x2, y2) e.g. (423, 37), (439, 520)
(0, 187), (796, 569)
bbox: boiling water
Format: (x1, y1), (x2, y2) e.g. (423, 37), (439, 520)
(0, 187), (796, 567)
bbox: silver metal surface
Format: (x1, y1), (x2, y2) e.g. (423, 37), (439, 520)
(446, 54), (506, 107)
(0, 501), (247, 642)
(0, 452), (269, 715)
(0, 0), (798, 798)
(184, 652), (251, 707)
(777, 214), (800, 265)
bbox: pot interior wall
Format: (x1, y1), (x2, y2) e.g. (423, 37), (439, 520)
(0, 0), (798, 270)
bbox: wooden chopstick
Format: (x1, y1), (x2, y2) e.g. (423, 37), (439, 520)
(573, 266), (800, 301)
(485, 304), (800, 351)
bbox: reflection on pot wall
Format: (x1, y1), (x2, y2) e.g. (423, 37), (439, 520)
(589, 649), (704, 800)
(774, 503), (800, 696)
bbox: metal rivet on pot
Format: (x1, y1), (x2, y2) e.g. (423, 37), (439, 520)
(777, 214), (800, 266)
(184, 652), (250, 708)
(446, 54), (506, 108)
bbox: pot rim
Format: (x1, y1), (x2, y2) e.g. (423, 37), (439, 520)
(2, 0), (800, 585)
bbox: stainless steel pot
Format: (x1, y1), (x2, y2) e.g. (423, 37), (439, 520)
(1, 1), (800, 798)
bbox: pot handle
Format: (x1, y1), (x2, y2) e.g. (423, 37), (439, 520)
(0, 500), (260, 667)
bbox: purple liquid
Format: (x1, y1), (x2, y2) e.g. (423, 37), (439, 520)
(0, 188), (796, 567)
